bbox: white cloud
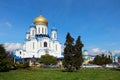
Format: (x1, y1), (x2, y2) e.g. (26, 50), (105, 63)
(92, 48), (100, 53)
(5, 22), (12, 27)
(112, 50), (120, 53)
(3, 43), (22, 52)
(88, 48), (102, 55)
(112, 50), (120, 56)
(0, 21), (12, 28)
(87, 47), (120, 56)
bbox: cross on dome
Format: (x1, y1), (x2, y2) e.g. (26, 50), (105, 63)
(33, 11), (48, 25)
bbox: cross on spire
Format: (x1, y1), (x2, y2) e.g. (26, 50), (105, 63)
(40, 10), (42, 15)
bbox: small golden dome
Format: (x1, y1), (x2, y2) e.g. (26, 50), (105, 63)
(33, 15), (48, 25)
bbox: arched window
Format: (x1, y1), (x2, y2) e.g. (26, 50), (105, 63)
(32, 30), (34, 36)
(56, 44), (57, 51)
(42, 28), (44, 34)
(33, 42), (35, 49)
(45, 28), (46, 34)
(54, 33), (56, 39)
(20, 51), (21, 55)
(44, 42), (47, 47)
(39, 27), (40, 33)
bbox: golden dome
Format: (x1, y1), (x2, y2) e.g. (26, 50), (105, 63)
(33, 15), (48, 25)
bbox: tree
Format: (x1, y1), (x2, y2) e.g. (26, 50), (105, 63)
(93, 55), (101, 65)
(63, 33), (84, 71)
(74, 36), (84, 70)
(118, 56), (120, 63)
(39, 54), (57, 66)
(63, 33), (74, 71)
(93, 54), (112, 65)
(0, 44), (10, 72)
(0, 44), (5, 54)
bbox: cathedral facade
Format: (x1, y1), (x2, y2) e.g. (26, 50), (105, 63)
(15, 14), (62, 59)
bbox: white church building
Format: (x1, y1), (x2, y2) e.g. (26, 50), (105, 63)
(15, 13), (62, 59)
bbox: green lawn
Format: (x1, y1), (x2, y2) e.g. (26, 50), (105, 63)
(0, 68), (120, 80)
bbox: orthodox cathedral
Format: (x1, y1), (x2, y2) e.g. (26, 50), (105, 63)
(15, 13), (62, 59)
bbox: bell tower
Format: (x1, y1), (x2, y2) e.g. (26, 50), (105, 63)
(51, 27), (57, 40)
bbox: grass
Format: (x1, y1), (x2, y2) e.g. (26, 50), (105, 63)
(0, 68), (120, 80)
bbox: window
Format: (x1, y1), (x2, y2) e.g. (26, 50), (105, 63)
(40, 42), (42, 47)
(44, 42), (47, 47)
(20, 51), (21, 55)
(56, 44), (57, 51)
(45, 28), (46, 34)
(32, 30), (34, 36)
(54, 33), (56, 39)
(42, 28), (44, 34)
(33, 42), (35, 49)
(39, 27), (40, 33)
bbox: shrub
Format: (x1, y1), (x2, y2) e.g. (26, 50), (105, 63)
(16, 62), (29, 69)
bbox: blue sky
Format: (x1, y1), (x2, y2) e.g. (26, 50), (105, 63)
(0, 0), (120, 52)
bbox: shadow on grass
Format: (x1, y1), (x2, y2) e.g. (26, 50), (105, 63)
(110, 68), (120, 71)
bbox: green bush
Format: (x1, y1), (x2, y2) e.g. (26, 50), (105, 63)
(0, 44), (11, 72)
(0, 58), (10, 72)
(39, 54), (57, 65)
(16, 62), (29, 69)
